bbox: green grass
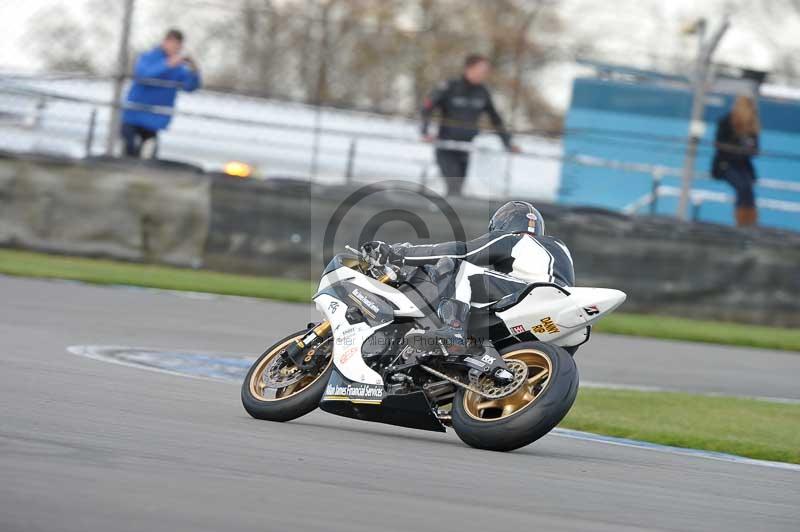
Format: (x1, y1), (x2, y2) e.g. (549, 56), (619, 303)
(0, 248), (314, 302)
(594, 313), (800, 352)
(562, 387), (800, 464)
(1, 248), (798, 352)
(2, 248), (798, 462)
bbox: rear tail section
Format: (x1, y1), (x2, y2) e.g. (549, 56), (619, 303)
(495, 284), (626, 346)
(555, 287), (627, 329)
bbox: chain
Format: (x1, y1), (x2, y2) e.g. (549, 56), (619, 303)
(419, 359), (528, 400)
(418, 364), (493, 399)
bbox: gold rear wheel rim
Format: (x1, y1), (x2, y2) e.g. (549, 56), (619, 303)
(248, 335), (332, 402)
(462, 349), (553, 421)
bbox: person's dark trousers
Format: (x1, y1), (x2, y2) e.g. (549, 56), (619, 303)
(721, 167), (757, 226)
(404, 257), (468, 354)
(121, 122), (159, 158)
(435, 148), (470, 196)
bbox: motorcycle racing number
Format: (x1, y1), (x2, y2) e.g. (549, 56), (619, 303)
(531, 317), (560, 335)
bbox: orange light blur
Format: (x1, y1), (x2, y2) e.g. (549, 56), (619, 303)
(223, 161), (253, 179)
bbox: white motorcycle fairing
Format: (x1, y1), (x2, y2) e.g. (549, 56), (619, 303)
(314, 292), (387, 387)
(314, 267), (450, 432)
(495, 284), (627, 346)
(314, 266), (426, 387)
(317, 267), (423, 318)
(314, 264), (626, 388)
(303, 253), (627, 436)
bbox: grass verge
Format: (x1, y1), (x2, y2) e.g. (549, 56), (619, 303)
(1, 248), (798, 352)
(0, 249), (314, 302)
(594, 313), (800, 352)
(2, 249), (797, 462)
(562, 387), (800, 464)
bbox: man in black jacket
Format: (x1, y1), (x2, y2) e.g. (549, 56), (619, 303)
(421, 54), (519, 196)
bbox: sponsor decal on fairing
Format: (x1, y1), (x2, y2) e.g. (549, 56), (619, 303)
(324, 382), (384, 402)
(532, 316), (560, 335)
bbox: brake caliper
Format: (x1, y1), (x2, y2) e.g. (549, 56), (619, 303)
(283, 322), (332, 370)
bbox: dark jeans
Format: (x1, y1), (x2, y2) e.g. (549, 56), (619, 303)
(721, 166), (756, 208)
(121, 123), (159, 158)
(435, 148), (470, 196)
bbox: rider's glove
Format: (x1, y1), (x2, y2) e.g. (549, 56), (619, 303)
(361, 241), (405, 265)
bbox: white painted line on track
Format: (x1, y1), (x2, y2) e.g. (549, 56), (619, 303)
(67, 344), (800, 472)
(0, 274), (282, 304)
(65, 343), (800, 405)
(552, 429), (800, 472)
(66, 345), (242, 384)
(581, 380), (800, 405)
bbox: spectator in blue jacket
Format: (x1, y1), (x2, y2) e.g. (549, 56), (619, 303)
(121, 29), (201, 158)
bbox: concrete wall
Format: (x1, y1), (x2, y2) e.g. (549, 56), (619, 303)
(3, 154), (799, 326)
(0, 155), (209, 266)
(209, 178), (800, 326)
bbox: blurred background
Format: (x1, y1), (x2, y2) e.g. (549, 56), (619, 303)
(1, 0), (799, 229)
(1, 0), (799, 329)
(3, 5), (800, 511)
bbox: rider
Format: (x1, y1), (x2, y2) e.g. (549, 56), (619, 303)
(363, 201), (575, 354)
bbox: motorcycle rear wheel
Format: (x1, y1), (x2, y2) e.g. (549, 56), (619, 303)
(241, 330), (333, 422)
(451, 341), (578, 452)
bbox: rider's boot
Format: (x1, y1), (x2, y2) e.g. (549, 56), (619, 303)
(408, 299), (470, 355)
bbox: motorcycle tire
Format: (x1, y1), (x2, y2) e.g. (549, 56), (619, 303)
(451, 341), (578, 452)
(242, 330), (333, 422)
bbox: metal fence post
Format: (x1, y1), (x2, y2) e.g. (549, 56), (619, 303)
(692, 198), (702, 222)
(650, 167), (665, 215)
(85, 108), (98, 158)
(677, 16), (729, 220)
(310, 103), (322, 181)
(105, 0), (135, 156)
(33, 96), (46, 129)
(503, 151), (513, 198)
(344, 137), (357, 185)
(419, 162), (430, 193)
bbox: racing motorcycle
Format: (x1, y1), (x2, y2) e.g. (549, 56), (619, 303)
(242, 246), (626, 451)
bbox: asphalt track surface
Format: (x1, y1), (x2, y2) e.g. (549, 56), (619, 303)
(1, 276), (798, 532)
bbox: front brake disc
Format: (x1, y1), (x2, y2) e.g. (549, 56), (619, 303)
(261, 345), (328, 389)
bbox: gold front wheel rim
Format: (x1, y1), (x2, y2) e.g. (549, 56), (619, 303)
(248, 335), (332, 402)
(462, 349), (553, 422)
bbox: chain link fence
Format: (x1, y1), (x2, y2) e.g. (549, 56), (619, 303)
(1, 0), (800, 225)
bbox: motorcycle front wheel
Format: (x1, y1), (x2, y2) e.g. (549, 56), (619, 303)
(451, 341), (578, 452)
(241, 330), (333, 422)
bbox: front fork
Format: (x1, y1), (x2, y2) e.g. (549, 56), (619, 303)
(285, 272), (392, 370)
(284, 321), (332, 370)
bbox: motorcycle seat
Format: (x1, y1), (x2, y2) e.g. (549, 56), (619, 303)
(485, 282), (571, 313)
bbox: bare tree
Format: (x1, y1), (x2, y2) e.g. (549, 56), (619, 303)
(22, 0), (567, 129)
(745, 0), (800, 83)
(24, 5), (96, 73)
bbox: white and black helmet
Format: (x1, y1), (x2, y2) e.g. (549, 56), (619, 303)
(488, 201), (545, 236)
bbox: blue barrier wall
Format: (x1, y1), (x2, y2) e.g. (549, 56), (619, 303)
(560, 77), (800, 231)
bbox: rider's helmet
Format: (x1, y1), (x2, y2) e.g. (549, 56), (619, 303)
(488, 201), (545, 236)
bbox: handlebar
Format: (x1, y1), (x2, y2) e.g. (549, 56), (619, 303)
(345, 245), (399, 282)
